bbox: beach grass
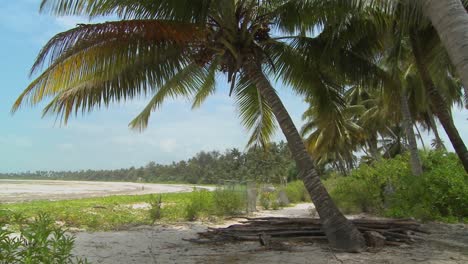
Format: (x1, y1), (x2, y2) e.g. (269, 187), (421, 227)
(0, 184), (259, 231)
(1, 192), (205, 231)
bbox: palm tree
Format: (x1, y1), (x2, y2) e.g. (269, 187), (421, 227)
(12, 0), (365, 251)
(399, 90), (424, 175)
(382, 0), (468, 172)
(301, 95), (364, 174)
(420, 0), (468, 109)
(307, 2), (426, 175)
(319, 0), (468, 173)
(408, 28), (468, 173)
(379, 0), (468, 172)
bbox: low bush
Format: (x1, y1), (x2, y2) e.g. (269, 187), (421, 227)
(148, 194), (163, 223)
(325, 151), (468, 222)
(184, 190), (213, 221)
(212, 187), (246, 216)
(0, 213), (88, 264)
(259, 191), (274, 210)
(284, 181), (310, 203)
(387, 152), (468, 221)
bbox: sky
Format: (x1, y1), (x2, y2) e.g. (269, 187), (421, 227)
(0, 0), (310, 172)
(0, 0), (467, 173)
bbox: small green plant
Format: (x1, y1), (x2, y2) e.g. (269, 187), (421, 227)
(213, 187), (246, 216)
(259, 192), (274, 210)
(184, 190), (213, 221)
(0, 213), (89, 264)
(148, 194), (163, 223)
(284, 181), (310, 203)
(271, 200), (280, 210)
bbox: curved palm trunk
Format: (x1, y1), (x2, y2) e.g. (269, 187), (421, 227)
(410, 31), (468, 173)
(414, 124), (427, 151)
(429, 113), (446, 150)
(421, 0), (468, 109)
(243, 61), (365, 252)
(399, 92), (424, 176)
(368, 136), (381, 161)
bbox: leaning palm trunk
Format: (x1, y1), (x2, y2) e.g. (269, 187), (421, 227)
(399, 92), (424, 176)
(414, 124), (427, 151)
(368, 136), (381, 161)
(421, 0), (468, 109)
(410, 31), (468, 173)
(429, 114), (446, 150)
(243, 60), (366, 252)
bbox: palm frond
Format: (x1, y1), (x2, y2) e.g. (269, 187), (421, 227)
(12, 20), (201, 113)
(235, 74), (277, 148)
(40, 0), (213, 21)
(31, 20), (200, 75)
(191, 59), (220, 109)
(129, 63), (209, 131)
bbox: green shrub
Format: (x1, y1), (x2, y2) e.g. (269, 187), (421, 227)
(271, 200), (280, 210)
(325, 151), (468, 222)
(184, 190), (213, 221)
(148, 194), (163, 223)
(284, 181), (310, 203)
(326, 175), (383, 214)
(212, 188), (246, 216)
(0, 213), (88, 264)
(387, 152), (468, 221)
(259, 191), (275, 210)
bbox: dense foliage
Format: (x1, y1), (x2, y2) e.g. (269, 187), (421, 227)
(0, 142), (295, 184)
(0, 213), (88, 264)
(325, 151), (468, 222)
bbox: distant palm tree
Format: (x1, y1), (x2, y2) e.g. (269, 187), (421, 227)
(12, 0), (366, 251)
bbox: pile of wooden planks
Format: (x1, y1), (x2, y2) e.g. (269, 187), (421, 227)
(188, 217), (429, 247)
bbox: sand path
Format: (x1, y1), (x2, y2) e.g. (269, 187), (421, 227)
(72, 204), (468, 264)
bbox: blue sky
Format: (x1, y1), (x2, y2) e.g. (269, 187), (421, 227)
(1, 0), (467, 173)
(0, 0), (310, 172)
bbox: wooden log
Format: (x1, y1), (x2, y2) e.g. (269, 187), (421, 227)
(191, 217), (427, 247)
(364, 231), (386, 248)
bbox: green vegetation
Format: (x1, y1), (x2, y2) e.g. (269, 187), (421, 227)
(325, 151), (468, 222)
(259, 192), (275, 210)
(284, 181), (311, 204)
(6, 0), (468, 252)
(1, 192), (196, 231)
(2, 151), (465, 230)
(212, 187), (247, 216)
(0, 213), (88, 264)
(148, 194), (163, 223)
(0, 182), (313, 232)
(184, 190), (214, 221)
(1, 187), (250, 231)
(0, 142), (294, 185)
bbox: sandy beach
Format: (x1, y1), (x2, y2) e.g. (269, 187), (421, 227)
(72, 204), (468, 264)
(0, 180), (212, 203)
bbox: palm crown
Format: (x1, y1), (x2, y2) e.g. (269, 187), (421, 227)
(12, 0), (389, 147)
(12, 0), (299, 146)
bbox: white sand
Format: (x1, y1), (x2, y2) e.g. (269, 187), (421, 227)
(0, 180), (213, 202)
(72, 204), (468, 264)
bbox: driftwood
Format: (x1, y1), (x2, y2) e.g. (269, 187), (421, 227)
(188, 217), (429, 248)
